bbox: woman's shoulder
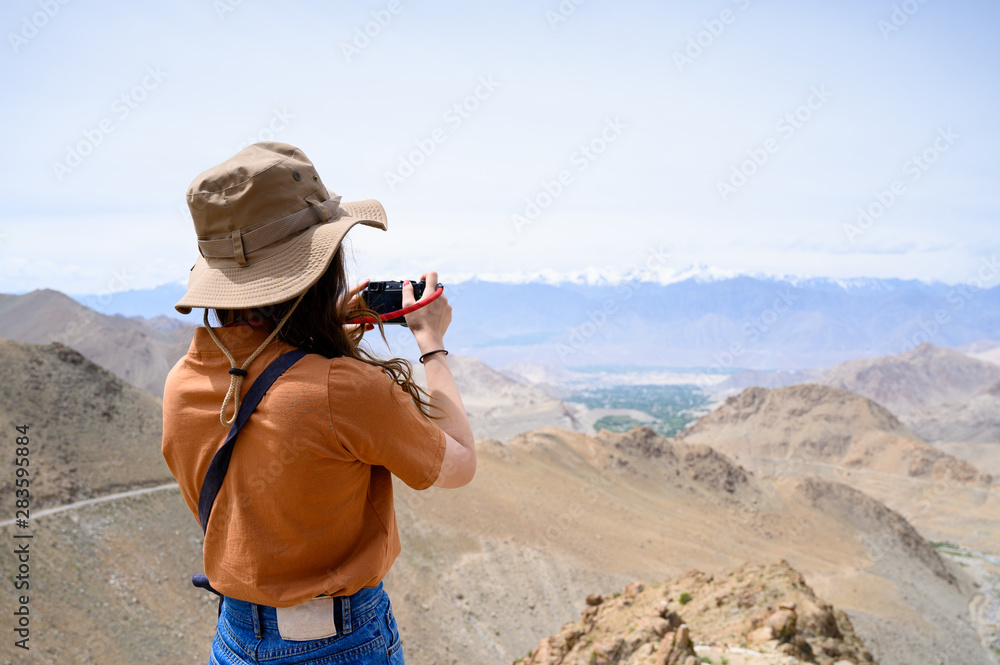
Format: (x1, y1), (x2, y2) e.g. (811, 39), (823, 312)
(322, 355), (398, 392)
(322, 356), (424, 421)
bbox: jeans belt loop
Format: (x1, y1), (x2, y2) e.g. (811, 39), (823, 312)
(340, 595), (352, 635)
(251, 602), (262, 639)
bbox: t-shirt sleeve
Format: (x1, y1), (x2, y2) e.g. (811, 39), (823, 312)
(328, 360), (447, 490)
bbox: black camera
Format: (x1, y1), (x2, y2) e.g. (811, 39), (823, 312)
(361, 281), (440, 326)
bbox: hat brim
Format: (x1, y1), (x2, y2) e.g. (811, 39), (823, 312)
(174, 199), (387, 314)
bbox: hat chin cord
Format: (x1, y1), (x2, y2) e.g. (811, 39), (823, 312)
(203, 292), (306, 427)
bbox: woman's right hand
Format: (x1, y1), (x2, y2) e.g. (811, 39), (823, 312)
(403, 271), (474, 488)
(402, 271), (452, 350)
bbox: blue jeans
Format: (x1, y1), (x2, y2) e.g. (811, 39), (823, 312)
(209, 583), (405, 664)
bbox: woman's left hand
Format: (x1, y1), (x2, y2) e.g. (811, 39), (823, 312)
(340, 279), (374, 332)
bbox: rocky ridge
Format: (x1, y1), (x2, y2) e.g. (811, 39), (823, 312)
(513, 561), (876, 665)
(815, 343), (1000, 416)
(795, 478), (957, 587)
(680, 384), (989, 486)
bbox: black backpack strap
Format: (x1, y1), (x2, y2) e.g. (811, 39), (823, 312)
(191, 349), (307, 604)
(197, 349), (307, 533)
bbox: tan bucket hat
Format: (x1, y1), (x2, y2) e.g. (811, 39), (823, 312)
(175, 142), (387, 314)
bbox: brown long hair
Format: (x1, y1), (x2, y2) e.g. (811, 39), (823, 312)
(212, 248), (435, 418)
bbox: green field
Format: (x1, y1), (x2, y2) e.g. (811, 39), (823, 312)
(567, 384), (710, 437)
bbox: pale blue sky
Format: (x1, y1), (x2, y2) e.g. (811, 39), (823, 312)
(1, 0), (998, 294)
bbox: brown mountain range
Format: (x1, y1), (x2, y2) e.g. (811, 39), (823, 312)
(713, 342), (1000, 481)
(385, 427), (991, 665)
(0, 289), (195, 396)
(0, 420), (991, 664)
(906, 381), (1000, 444)
(0, 297), (997, 664)
(717, 341), (1000, 418)
(0, 289), (588, 436)
(815, 342), (1000, 416)
(678, 382), (999, 573)
(679, 384), (987, 485)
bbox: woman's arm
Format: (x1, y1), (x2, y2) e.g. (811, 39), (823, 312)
(403, 272), (476, 488)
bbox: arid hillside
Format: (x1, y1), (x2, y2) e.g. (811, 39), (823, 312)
(679, 382), (999, 564)
(709, 342), (1000, 481)
(815, 343), (1000, 478)
(1, 307), (996, 665)
(0, 426), (992, 665)
(0, 290), (195, 396)
(816, 342), (1000, 416)
(715, 341), (1000, 430)
(907, 380), (1000, 444)
(386, 427), (991, 665)
(0, 339), (173, 515)
(0, 488), (216, 665)
(679, 384), (987, 485)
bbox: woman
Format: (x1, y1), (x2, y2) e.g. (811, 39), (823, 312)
(161, 142), (475, 664)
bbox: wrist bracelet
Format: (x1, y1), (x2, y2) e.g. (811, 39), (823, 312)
(419, 349), (449, 364)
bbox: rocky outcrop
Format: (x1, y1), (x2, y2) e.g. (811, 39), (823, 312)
(512, 562), (876, 665)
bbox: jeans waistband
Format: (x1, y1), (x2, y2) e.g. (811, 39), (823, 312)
(221, 582), (385, 637)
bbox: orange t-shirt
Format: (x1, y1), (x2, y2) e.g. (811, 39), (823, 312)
(161, 325), (446, 607)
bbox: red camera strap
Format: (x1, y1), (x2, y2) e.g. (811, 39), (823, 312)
(346, 284), (445, 325)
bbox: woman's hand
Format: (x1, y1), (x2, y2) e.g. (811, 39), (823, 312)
(338, 278), (370, 315)
(340, 278), (374, 332)
(402, 271), (451, 351)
